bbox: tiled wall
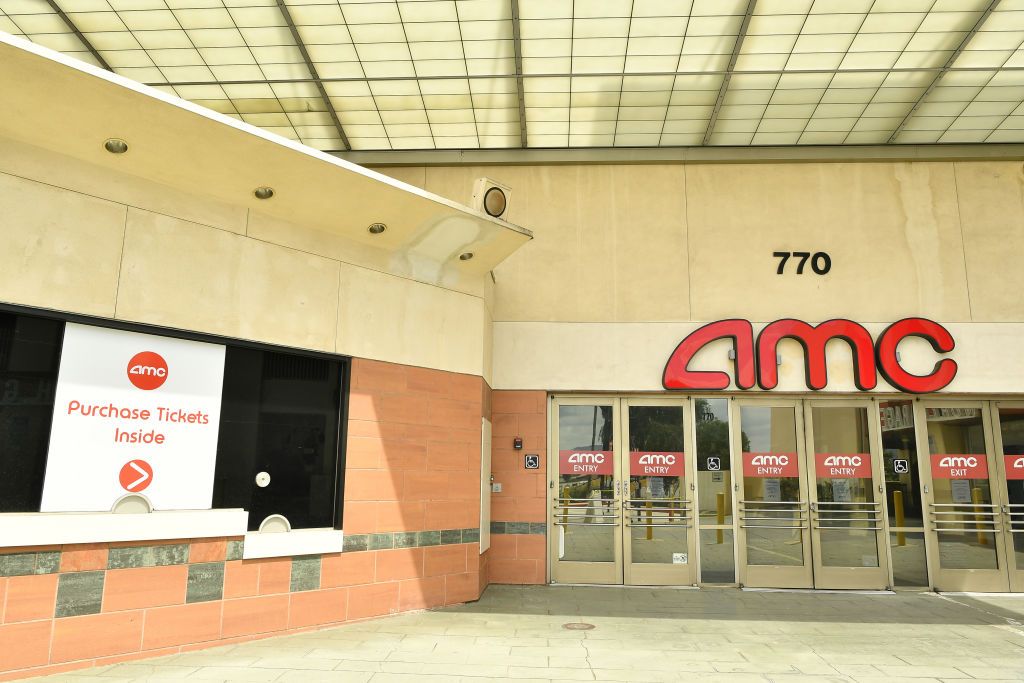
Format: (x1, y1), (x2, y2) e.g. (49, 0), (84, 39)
(0, 358), (489, 680)
(488, 391), (548, 584)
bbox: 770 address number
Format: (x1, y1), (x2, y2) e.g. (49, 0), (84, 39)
(773, 251), (831, 275)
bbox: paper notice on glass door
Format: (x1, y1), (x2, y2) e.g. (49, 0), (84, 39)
(951, 479), (972, 504)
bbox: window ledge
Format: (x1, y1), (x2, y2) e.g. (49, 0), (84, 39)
(0, 508), (248, 548)
(243, 528), (344, 559)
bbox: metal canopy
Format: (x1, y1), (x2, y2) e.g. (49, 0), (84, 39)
(4, 0), (1024, 151)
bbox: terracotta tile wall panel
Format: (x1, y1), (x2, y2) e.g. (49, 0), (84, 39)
(103, 566), (187, 611)
(347, 582), (399, 620)
(142, 602), (223, 650)
(489, 390), (548, 585)
(51, 611), (144, 663)
(287, 587), (348, 629)
(4, 574), (58, 623)
(0, 621), (52, 671)
(59, 546), (108, 573)
(347, 358), (483, 537)
(221, 594), (289, 638)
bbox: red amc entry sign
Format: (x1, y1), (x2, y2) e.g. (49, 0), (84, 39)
(630, 451), (684, 477)
(815, 453), (871, 479)
(1006, 455), (1024, 480)
(743, 452), (798, 478)
(930, 454), (988, 479)
(559, 450), (614, 475)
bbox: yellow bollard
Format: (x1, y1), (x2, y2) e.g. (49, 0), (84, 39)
(646, 500), (653, 540)
(561, 485), (570, 526)
(894, 489), (906, 547)
(716, 492), (726, 544)
(972, 486), (988, 545)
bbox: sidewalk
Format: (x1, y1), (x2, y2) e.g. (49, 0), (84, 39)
(35, 585), (1024, 682)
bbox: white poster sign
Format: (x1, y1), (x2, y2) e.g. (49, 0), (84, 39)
(831, 479), (852, 502)
(40, 324), (226, 512)
(950, 479), (973, 504)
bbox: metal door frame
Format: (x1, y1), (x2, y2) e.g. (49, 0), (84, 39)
(621, 397), (697, 586)
(734, 397), (814, 589)
(549, 396), (622, 585)
(917, 399), (1010, 592)
(804, 398), (890, 590)
(990, 401), (1024, 593)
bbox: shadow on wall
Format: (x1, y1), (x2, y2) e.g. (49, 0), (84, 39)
(341, 358), (487, 613)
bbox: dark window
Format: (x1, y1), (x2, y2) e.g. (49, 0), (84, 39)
(0, 313), (64, 512)
(212, 347), (346, 531)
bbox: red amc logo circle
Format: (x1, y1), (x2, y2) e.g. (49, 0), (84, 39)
(126, 351), (168, 390)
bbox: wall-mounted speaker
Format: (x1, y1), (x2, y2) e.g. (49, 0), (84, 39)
(472, 177), (512, 220)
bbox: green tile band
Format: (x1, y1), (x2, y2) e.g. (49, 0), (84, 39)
(340, 528), (481, 553)
(491, 522), (546, 535)
(0, 526), (485, 574)
(0, 551), (61, 576)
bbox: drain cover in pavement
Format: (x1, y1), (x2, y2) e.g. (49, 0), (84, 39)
(562, 622), (595, 630)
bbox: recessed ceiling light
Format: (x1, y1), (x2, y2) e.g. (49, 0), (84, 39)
(368, 223), (387, 234)
(459, 252), (474, 261)
(103, 138), (128, 154)
(253, 186), (274, 200)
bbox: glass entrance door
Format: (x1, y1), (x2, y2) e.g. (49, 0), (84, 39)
(920, 402), (1010, 592)
(549, 397), (697, 586)
(623, 399), (696, 586)
(805, 401), (889, 590)
(735, 400), (813, 588)
(550, 398), (620, 585)
(992, 404), (1024, 593)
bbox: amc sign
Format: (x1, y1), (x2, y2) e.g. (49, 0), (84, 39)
(559, 450), (614, 476)
(930, 454), (988, 480)
(743, 452), (799, 478)
(1006, 455), (1024, 481)
(630, 451), (684, 477)
(815, 453), (871, 479)
(663, 317), (956, 394)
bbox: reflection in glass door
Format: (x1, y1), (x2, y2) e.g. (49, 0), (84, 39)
(879, 400), (930, 587)
(920, 403), (1009, 592)
(993, 405), (1024, 593)
(623, 401), (695, 585)
(695, 399), (736, 583)
(806, 402), (888, 590)
(735, 401), (813, 589)
(550, 399), (619, 585)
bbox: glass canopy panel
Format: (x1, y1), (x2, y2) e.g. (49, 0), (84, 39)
(2, 0), (1024, 149)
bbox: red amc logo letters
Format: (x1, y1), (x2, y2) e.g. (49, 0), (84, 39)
(559, 450), (614, 476)
(630, 451), (684, 477)
(815, 453), (871, 479)
(742, 452), (799, 478)
(127, 351), (168, 391)
(930, 454), (988, 480)
(663, 317), (956, 394)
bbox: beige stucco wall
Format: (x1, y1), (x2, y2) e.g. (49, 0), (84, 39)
(374, 161), (1024, 394)
(0, 138), (491, 380)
